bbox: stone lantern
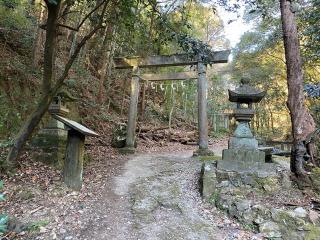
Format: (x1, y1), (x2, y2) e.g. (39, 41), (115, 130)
(228, 77), (266, 149)
(32, 92), (75, 168)
(219, 78), (270, 173)
(47, 95), (70, 129)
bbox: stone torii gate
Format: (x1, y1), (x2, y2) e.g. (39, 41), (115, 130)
(114, 50), (230, 154)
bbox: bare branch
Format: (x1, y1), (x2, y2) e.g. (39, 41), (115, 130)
(52, 1), (109, 92)
(58, 23), (78, 31)
(75, 0), (107, 31)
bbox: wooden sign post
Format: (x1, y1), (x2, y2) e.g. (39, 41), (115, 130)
(53, 115), (99, 190)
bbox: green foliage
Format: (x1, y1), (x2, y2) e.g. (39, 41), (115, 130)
(210, 128), (229, 139)
(0, 139), (13, 148)
(0, 180), (4, 201)
(0, 215), (8, 234)
(209, 191), (224, 210)
(243, 223), (258, 231)
(301, 0), (320, 64)
(0, 0), (20, 9)
(27, 219), (49, 233)
(0, 1), (32, 30)
(0, 180), (8, 235)
(174, 33), (220, 64)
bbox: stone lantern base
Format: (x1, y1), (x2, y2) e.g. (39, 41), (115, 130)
(31, 127), (67, 168)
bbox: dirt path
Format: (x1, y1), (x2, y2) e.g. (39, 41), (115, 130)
(3, 142), (258, 240)
(68, 151), (256, 240)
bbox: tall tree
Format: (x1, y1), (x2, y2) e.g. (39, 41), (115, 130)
(280, 0), (316, 175)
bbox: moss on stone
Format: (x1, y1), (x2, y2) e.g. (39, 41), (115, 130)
(199, 155), (222, 161)
(193, 148), (215, 157)
(209, 191), (224, 210)
(243, 223), (258, 232)
(310, 167), (320, 192)
(304, 224), (320, 240)
(255, 176), (280, 192)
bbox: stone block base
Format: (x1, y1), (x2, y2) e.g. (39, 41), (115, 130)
(193, 148), (215, 157)
(229, 137), (258, 149)
(199, 160), (320, 239)
(220, 149), (277, 176)
(31, 128), (68, 168)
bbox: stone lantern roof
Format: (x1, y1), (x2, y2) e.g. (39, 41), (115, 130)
(228, 78), (266, 104)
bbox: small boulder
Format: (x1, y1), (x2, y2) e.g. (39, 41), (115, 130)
(293, 207), (307, 218)
(259, 221), (282, 238)
(236, 200), (251, 212)
(309, 210), (320, 224)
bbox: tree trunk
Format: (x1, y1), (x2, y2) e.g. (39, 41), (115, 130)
(280, 0), (316, 175)
(42, 1), (61, 95)
(97, 23), (114, 103)
(32, 1), (46, 68)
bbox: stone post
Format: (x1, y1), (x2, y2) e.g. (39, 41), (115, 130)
(125, 66), (140, 152)
(63, 129), (85, 191)
(197, 61), (209, 150)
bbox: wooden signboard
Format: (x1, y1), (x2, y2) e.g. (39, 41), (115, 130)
(53, 115), (99, 190)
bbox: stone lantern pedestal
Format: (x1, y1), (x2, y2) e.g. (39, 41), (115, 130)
(31, 96), (69, 168)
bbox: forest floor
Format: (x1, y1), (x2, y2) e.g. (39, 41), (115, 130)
(1, 139), (263, 240)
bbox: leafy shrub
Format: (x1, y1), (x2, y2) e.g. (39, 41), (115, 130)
(0, 180), (8, 235)
(27, 219), (49, 233)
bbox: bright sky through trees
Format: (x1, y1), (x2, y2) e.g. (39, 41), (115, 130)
(217, 5), (254, 47)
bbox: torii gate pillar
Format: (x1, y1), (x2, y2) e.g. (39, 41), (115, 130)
(194, 61), (214, 156)
(122, 66), (140, 153)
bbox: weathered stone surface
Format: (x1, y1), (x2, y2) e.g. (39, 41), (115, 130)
(219, 149), (278, 176)
(47, 118), (65, 129)
(31, 128), (68, 168)
(252, 205), (270, 224)
(291, 207), (307, 218)
(140, 72), (197, 81)
(304, 224), (320, 240)
(123, 154), (227, 239)
(259, 221), (282, 238)
(229, 137), (258, 149)
(200, 155), (320, 239)
(236, 200), (251, 212)
(111, 123), (127, 148)
(233, 122), (254, 138)
(114, 50), (230, 69)
(309, 210), (320, 224)
(200, 162), (217, 200)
